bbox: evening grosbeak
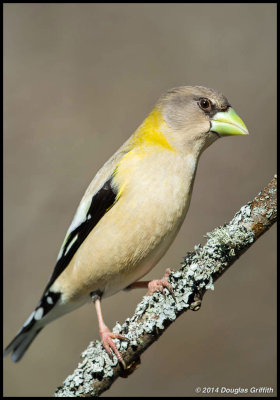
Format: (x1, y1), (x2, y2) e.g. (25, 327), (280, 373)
(4, 86), (248, 365)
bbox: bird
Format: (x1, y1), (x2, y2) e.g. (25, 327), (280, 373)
(4, 85), (248, 365)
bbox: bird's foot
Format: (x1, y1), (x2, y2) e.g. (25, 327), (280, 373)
(146, 268), (175, 299)
(100, 325), (128, 368)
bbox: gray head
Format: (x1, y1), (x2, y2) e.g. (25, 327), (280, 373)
(156, 86), (248, 155)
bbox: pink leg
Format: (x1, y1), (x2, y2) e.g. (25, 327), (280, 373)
(126, 268), (175, 298)
(126, 281), (150, 289)
(95, 297), (128, 368)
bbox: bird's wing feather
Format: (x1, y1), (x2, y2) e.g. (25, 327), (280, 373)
(6, 140), (134, 348)
(3, 146), (128, 361)
(43, 147), (130, 295)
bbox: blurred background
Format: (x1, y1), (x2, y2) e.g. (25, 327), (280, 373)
(3, 4), (276, 397)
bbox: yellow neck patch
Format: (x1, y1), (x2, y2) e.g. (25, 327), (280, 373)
(131, 108), (174, 151)
(112, 108), (174, 200)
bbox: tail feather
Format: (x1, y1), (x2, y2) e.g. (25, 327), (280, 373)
(4, 289), (63, 362)
(4, 290), (84, 362)
(4, 306), (46, 362)
(4, 326), (43, 362)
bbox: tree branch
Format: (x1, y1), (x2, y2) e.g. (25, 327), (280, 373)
(55, 176), (277, 397)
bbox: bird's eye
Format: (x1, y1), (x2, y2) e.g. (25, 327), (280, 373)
(198, 98), (212, 112)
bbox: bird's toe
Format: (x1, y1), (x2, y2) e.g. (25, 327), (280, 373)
(146, 268), (175, 298)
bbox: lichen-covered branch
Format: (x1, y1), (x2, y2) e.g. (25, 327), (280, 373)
(55, 176), (277, 397)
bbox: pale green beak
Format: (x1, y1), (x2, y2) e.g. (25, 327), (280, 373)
(211, 107), (249, 136)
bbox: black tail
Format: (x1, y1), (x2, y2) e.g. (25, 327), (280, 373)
(4, 325), (43, 362)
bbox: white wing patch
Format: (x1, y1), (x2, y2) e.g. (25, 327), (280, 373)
(64, 234), (78, 256)
(22, 311), (35, 327)
(56, 196), (92, 261)
(34, 307), (44, 321)
(68, 196), (93, 233)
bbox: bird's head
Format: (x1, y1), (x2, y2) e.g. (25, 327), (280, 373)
(156, 86), (248, 155)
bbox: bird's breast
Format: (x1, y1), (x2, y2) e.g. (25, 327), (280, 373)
(55, 148), (198, 301)
(114, 148), (197, 225)
(99, 148), (197, 288)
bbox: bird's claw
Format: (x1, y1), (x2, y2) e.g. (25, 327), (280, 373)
(146, 268), (175, 299)
(100, 326), (129, 368)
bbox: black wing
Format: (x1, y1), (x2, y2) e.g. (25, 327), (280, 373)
(43, 177), (118, 295)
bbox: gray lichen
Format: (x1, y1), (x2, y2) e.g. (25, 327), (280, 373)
(55, 341), (119, 397)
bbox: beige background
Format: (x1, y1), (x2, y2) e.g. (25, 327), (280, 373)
(3, 3), (276, 397)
